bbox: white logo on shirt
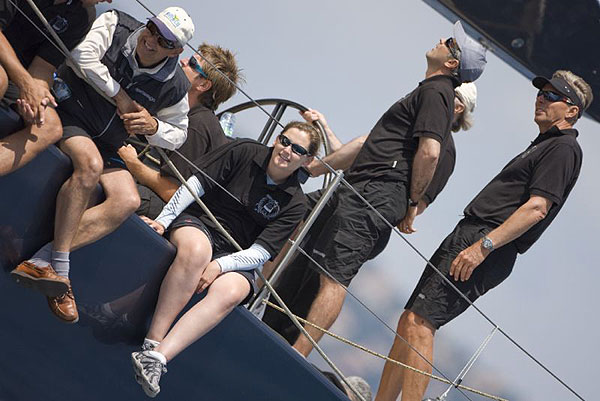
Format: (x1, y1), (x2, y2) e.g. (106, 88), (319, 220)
(255, 194), (280, 219)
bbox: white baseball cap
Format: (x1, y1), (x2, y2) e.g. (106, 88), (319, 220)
(149, 7), (195, 47)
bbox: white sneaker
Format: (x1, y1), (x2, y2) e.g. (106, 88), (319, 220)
(131, 351), (167, 398)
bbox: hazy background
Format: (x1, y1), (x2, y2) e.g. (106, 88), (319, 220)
(107, 1), (599, 400)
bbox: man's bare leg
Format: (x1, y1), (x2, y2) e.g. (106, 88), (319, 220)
(292, 274), (347, 357)
(53, 136), (103, 253)
(146, 227), (212, 343)
(0, 106), (62, 176)
(70, 167), (140, 250)
(375, 310), (435, 401)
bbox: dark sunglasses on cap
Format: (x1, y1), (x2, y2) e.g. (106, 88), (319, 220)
(188, 55), (209, 79)
(445, 37), (461, 60)
(278, 134), (309, 156)
(537, 90), (576, 106)
(145, 21), (178, 49)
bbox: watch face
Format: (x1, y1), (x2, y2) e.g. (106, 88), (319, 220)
(482, 237), (493, 250)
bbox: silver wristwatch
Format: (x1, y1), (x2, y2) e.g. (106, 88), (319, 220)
(481, 236), (494, 251)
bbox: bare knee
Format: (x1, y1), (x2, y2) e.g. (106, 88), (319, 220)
(71, 153), (103, 191)
(106, 186), (140, 218)
(210, 275), (249, 312)
(172, 244), (210, 276)
(0, 66), (7, 98)
(39, 108), (63, 145)
(399, 310), (435, 340)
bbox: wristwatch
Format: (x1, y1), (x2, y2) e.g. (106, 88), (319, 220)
(408, 197), (419, 207)
(481, 236), (494, 251)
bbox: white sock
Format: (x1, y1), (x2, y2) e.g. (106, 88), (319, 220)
(51, 250), (70, 278)
(147, 350), (167, 365)
(143, 338), (161, 350)
(28, 242), (53, 267)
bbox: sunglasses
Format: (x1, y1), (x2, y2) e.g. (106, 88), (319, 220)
(445, 37), (461, 60)
(537, 90), (575, 106)
(145, 21), (178, 49)
(278, 134), (309, 156)
(188, 56), (209, 79)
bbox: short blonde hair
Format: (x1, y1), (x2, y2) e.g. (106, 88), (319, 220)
(197, 43), (244, 110)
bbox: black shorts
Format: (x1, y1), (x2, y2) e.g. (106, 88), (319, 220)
(136, 184), (166, 220)
(0, 81), (25, 136)
(167, 213), (257, 305)
(309, 178), (408, 286)
(60, 120), (127, 170)
(406, 218), (518, 329)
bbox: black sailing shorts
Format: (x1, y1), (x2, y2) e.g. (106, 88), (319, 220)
(167, 212), (257, 305)
(310, 178), (408, 286)
(406, 217), (518, 329)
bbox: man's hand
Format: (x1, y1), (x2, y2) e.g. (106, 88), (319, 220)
(117, 144), (141, 167)
(300, 108), (328, 127)
(140, 216), (165, 235)
(16, 78), (56, 127)
(449, 240), (490, 281)
(121, 101), (158, 136)
(397, 205), (418, 234)
(196, 260), (222, 293)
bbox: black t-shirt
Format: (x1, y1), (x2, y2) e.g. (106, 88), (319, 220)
(423, 134), (456, 206)
(1, 0), (94, 68)
(464, 126), (582, 253)
(185, 139), (307, 258)
(346, 75), (458, 183)
(160, 104), (230, 180)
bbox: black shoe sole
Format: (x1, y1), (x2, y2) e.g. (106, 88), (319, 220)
(10, 270), (69, 297)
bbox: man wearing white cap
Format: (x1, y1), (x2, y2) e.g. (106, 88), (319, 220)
(375, 69), (593, 401)
(274, 22), (487, 359)
(10, 7), (194, 324)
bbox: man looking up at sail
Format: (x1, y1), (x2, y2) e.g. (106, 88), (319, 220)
(287, 21), (487, 358)
(0, 0), (109, 175)
(375, 70), (593, 401)
(10, 7), (194, 324)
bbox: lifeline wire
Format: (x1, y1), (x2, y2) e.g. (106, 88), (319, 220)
(12, 1), (586, 399)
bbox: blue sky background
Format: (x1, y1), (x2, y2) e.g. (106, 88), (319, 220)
(106, 1), (598, 399)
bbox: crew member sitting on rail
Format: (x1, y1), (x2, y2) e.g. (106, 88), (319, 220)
(10, 7), (194, 324)
(131, 122), (320, 398)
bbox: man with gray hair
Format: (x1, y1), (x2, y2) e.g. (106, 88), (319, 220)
(375, 69), (593, 401)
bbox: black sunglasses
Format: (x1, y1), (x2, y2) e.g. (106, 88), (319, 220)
(445, 37), (461, 60)
(188, 56), (209, 79)
(537, 90), (575, 106)
(146, 21), (178, 49)
(278, 134), (309, 156)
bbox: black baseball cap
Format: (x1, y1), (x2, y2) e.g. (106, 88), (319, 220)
(532, 75), (584, 116)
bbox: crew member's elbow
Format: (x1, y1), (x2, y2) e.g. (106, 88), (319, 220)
(529, 198), (551, 221)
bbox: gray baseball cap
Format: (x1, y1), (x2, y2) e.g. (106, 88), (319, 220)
(453, 21), (487, 82)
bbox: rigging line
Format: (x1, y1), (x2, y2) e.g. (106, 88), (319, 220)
(153, 147), (367, 401)
(264, 301), (508, 401)
(132, 0), (286, 131)
(438, 326), (499, 401)
(13, 1), (584, 397)
(291, 242), (475, 401)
